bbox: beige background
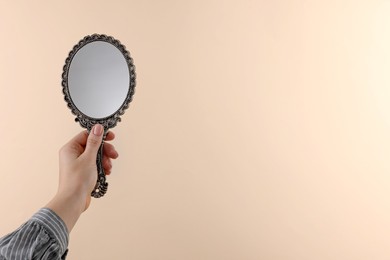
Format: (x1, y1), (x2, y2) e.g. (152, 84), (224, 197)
(1, 0), (390, 259)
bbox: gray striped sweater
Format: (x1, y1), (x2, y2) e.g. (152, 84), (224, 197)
(0, 208), (69, 259)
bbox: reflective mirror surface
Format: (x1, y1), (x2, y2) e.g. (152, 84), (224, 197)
(68, 41), (130, 119)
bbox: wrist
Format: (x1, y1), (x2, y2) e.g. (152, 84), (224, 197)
(46, 190), (88, 232)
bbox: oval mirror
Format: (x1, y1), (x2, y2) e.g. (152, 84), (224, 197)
(61, 34), (136, 198)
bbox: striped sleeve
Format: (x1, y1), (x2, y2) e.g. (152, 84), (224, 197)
(0, 208), (69, 260)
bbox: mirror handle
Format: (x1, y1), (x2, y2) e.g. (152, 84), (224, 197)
(91, 142), (108, 198)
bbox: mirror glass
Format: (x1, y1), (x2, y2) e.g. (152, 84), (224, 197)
(68, 41), (130, 119)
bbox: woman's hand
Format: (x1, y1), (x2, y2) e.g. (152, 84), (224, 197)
(46, 124), (119, 232)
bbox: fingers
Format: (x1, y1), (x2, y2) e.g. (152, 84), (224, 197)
(102, 156), (112, 175)
(103, 143), (119, 159)
(84, 124), (104, 158)
(67, 129), (114, 148)
(102, 143), (118, 175)
(66, 129), (114, 144)
(105, 131), (115, 141)
(68, 126), (117, 174)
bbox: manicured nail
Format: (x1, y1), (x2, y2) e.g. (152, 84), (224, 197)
(93, 124), (103, 136)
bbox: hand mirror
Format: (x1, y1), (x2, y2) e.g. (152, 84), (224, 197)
(61, 34), (136, 198)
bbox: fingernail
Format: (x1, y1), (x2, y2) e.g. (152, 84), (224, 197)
(93, 124), (103, 136)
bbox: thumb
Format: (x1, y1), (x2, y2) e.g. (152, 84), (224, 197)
(84, 124), (104, 157)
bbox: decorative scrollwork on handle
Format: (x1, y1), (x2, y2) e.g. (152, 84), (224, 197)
(91, 143), (108, 198)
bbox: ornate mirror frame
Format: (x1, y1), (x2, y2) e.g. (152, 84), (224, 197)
(61, 34), (136, 198)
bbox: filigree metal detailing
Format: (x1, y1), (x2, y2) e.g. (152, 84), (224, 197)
(61, 34), (136, 198)
(92, 143), (108, 198)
